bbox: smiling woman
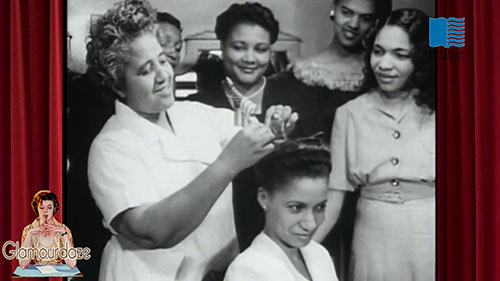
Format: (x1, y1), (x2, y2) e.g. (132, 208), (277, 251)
(188, 2), (324, 254)
(113, 32), (175, 121)
(322, 8), (436, 281)
(84, 1), (298, 281)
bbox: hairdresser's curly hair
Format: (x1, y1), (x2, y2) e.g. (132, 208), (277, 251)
(85, 0), (157, 98)
(254, 137), (331, 193)
(361, 8), (436, 110)
(215, 2), (280, 44)
(31, 190), (60, 216)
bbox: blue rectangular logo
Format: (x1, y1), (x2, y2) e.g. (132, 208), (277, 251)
(429, 17), (465, 48)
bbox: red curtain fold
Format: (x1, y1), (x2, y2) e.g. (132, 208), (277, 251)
(0, 0), (63, 280)
(437, 0), (500, 280)
(471, 1), (500, 281)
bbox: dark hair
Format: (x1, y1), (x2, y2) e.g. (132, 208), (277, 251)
(85, 0), (157, 97)
(334, 0), (392, 28)
(31, 190), (60, 216)
(254, 137), (332, 193)
(215, 2), (280, 44)
(361, 8), (435, 110)
(157, 11), (182, 31)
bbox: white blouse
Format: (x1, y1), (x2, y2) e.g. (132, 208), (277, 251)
(224, 232), (338, 281)
(88, 100), (240, 281)
(329, 90), (435, 192)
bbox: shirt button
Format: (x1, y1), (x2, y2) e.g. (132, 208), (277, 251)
(391, 157), (399, 165)
(391, 179), (400, 186)
(393, 130), (401, 139)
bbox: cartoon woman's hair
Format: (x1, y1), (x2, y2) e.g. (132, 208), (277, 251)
(31, 190), (60, 215)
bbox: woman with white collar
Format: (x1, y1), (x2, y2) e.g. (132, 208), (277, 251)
(85, 1), (297, 280)
(224, 138), (338, 281)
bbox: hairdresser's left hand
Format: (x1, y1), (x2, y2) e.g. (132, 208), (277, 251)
(264, 105), (299, 140)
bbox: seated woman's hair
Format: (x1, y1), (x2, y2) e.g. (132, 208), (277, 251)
(215, 2), (280, 44)
(31, 190), (60, 215)
(85, 0), (157, 97)
(254, 138), (331, 192)
(361, 8), (435, 110)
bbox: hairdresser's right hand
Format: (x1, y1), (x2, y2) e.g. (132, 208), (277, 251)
(217, 122), (275, 174)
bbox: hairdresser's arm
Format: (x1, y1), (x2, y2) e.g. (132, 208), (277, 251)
(110, 123), (275, 249)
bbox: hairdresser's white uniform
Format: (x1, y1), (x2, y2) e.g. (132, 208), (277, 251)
(224, 232), (338, 281)
(89, 100), (239, 281)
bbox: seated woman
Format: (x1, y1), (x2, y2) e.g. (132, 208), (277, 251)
(224, 138), (338, 281)
(19, 190), (76, 269)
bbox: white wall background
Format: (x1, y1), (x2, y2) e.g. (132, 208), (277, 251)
(67, 0), (435, 73)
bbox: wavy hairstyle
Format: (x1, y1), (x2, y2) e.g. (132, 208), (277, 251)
(215, 2), (280, 44)
(31, 190), (60, 216)
(254, 137), (331, 193)
(85, 0), (157, 98)
(360, 8), (436, 110)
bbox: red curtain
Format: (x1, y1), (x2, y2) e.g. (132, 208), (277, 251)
(437, 0), (500, 280)
(0, 0), (63, 280)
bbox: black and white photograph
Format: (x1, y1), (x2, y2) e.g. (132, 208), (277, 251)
(66, 0), (436, 280)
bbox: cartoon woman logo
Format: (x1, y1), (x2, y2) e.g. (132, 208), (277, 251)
(19, 190), (77, 269)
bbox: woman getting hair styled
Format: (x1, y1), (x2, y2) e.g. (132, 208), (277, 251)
(225, 138), (338, 281)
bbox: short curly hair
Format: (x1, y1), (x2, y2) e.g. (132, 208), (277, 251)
(85, 0), (158, 97)
(254, 137), (331, 193)
(361, 8), (435, 110)
(31, 190), (60, 216)
(215, 2), (280, 44)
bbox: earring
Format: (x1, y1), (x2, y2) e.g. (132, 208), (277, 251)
(329, 9), (335, 20)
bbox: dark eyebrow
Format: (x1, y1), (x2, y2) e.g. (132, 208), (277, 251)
(394, 48), (411, 53)
(374, 43), (410, 53)
(285, 201), (306, 205)
(340, 5), (353, 12)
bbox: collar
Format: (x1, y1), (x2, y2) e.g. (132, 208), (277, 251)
(255, 232), (319, 280)
(114, 100), (172, 144)
(365, 89), (419, 123)
(292, 58), (363, 91)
